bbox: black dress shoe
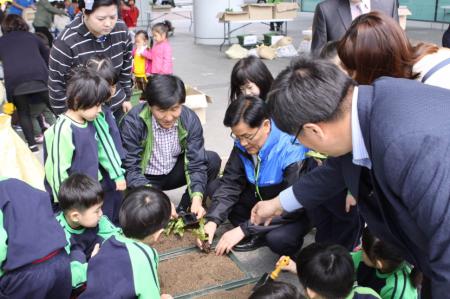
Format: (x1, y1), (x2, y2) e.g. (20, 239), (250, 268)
(233, 235), (265, 252)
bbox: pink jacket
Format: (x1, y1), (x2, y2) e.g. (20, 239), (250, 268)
(149, 40), (173, 75)
(132, 47), (152, 75)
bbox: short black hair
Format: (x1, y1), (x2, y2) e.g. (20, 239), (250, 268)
(223, 95), (268, 128)
(230, 56), (274, 102)
(296, 243), (354, 299)
(1, 14), (29, 34)
(79, 0), (119, 14)
(135, 30), (149, 41)
(318, 41), (339, 60)
(152, 21), (172, 36)
(250, 281), (305, 299)
(145, 74), (186, 109)
(58, 174), (104, 212)
(85, 54), (119, 85)
(362, 227), (404, 273)
(66, 66), (112, 110)
(119, 186), (171, 240)
(267, 56), (355, 135)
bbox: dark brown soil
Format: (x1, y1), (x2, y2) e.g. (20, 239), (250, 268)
(154, 232), (197, 254)
(159, 252), (246, 296)
(196, 284), (254, 299)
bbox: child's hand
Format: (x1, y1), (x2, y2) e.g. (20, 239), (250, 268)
(277, 255), (297, 274)
(161, 294), (173, 299)
(91, 243), (100, 258)
(170, 201), (178, 219)
(115, 180), (127, 191)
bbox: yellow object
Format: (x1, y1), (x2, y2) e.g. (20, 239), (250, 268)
(3, 102), (15, 115)
(0, 114), (45, 191)
(270, 256), (290, 280)
(133, 52), (147, 79)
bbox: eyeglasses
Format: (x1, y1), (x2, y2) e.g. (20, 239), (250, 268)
(230, 126), (261, 143)
(291, 125), (302, 144)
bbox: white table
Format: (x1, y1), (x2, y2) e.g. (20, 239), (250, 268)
(219, 18), (294, 51)
(146, 6), (193, 32)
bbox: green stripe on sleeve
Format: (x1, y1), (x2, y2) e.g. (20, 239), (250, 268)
(0, 210), (8, 277)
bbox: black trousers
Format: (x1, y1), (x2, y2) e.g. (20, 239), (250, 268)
(13, 91), (49, 147)
(145, 150), (221, 210)
(226, 187), (312, 257)
(34, 26), (53, 46)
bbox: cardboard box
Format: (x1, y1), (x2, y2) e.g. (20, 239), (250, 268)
(273, 2), (299, 19)
(151, 4), (172, 12)
(217, 11), (249, 22)
(398, 6), (412, 30)
(242, 4), (274, 20)
(184, 86), (212, 125)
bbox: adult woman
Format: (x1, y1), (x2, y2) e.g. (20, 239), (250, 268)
(200, 96), (311, 257)
(338, 11), (450, 89)
(48, 0), (133, 118)
(0, 14), (51, 152)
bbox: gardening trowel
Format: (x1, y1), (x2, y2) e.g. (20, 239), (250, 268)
(253, 256), (290, 291)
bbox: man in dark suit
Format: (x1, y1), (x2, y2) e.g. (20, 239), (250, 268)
(443, 24), (450, 48)
(311, 0), (399, 53)
(251, 56), (450, 297)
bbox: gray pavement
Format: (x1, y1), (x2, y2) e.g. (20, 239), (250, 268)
(32, 11), (445, 297)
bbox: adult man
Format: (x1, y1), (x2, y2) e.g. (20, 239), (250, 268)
(251, 57), (450, 297)
(311, 0), (398, 53)
(120, 75), (221, 218)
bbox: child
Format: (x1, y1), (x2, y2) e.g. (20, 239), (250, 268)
(79, 186), (173, 299)
(250, 281), (305, 299)
(351, 227), (418, 299)
(149, 21), (173, 75)
(0, 178), (71, 298)
(229, 55), (274, 102)
(56, 173), (121, 290)
(44, 66), (126, 205)
(279, 243), (381, 299)
(132, 30), (152, 100)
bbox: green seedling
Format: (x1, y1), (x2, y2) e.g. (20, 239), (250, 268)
(164, 217), (211, 253)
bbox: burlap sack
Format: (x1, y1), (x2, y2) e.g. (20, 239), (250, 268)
(225, 44), (248, 59)
(257, 45), (276, 60)
(273, 36), (293, 48)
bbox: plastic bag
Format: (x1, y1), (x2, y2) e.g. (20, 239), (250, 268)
(0, 114), (45, 190)
(225, 44), (248, 59)
(276, 44), (298, 58)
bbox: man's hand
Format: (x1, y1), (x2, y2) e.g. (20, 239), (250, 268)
(115, 180), (127, 191)
(190, 195), (206, 218)
(196, 221), (216, 249)
(250, 197), (283, 225)
(345, 193), (357, 212)
(122, 101), (132, 113)
(215, 226), (245, 256)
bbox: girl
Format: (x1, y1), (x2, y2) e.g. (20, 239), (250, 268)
(132, 30), (152, 99)
(229, 56), (273, 102)
(149, 21), (173, 75)
(278, 227), (419, 299)
(44, 66), (126, 205)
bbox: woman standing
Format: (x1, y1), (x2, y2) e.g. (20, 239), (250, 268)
(0, 14), (51, 152)
(48, 0), (133, 119)
(32, 0), (67, 46)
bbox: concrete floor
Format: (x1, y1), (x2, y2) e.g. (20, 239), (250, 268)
(32, 11), (445, 297)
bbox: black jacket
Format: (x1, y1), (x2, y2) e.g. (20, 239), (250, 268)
(120, 103), (208, 198)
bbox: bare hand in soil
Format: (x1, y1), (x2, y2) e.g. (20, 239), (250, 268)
(91, 243), (100, 258)
(215, 226), (245, 256)
(196, 221), (216, 251)
(250, 197), (283, 225)
(160, 294), (173, 299)
(201, 240), (211, 253)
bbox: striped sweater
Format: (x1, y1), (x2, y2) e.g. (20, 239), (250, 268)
(48, 13), (133, 114)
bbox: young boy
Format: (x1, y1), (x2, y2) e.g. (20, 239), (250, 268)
(80, 186), (173, 299)
(56, 173), (121, 290)
(0, 178), (71, 298)
(281, 243), (381, 299)
(44, 67), (126, 206)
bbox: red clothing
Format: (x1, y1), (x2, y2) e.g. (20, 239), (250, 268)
(121, 6), (139, 28)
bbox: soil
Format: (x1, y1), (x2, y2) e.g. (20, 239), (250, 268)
(159, 252), (246, 296)
(196, 284), (254, 299)
(154, 232), (197, 254)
